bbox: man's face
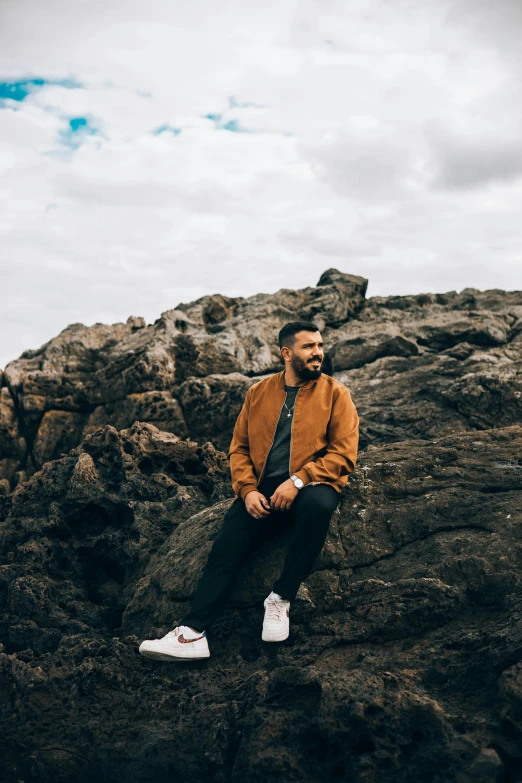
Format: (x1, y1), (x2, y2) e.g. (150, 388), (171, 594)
(285, 330), (324, 381)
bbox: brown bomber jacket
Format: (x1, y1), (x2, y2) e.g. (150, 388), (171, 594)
(227, 371), (359, 499)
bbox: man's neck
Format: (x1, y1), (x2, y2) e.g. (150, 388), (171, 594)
(284, 369), (307, 387)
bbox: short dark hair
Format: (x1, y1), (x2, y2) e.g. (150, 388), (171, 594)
(278, 321), (320, 350)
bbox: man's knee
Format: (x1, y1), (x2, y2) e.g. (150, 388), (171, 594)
(297, 486), (339, 518)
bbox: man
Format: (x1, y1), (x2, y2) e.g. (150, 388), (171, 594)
(139, 321), (359, 661)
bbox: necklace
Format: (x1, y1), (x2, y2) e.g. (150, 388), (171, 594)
(283, 397), (296, 418)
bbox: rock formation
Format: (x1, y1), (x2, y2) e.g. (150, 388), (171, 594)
(3, 269), (520, 492)
(0, 269), (521, 782)
(0, 421), (522, 781)
(0, 270), (367, 490)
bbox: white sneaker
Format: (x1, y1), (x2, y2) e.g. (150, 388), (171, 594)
(139, 625), (210, 661)
(262, 591), (290, 642)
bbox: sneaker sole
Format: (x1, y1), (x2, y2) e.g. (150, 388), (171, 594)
(139, 644), (210, 661)
(262, 629), (289, 642)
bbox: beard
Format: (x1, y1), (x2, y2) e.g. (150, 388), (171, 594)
(291, 354), (323, 381)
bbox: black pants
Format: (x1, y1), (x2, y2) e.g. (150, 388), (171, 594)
(180, 476), (339, 632)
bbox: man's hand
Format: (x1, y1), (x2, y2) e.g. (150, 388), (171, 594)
(270, 478), (299, 511)
(245, 490), (271, 519)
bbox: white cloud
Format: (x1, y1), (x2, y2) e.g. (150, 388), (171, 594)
(425, 120), (522, 189)
(0, 0), (521, 369)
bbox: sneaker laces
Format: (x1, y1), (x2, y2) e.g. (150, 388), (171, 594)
(265, 599), (289, 622)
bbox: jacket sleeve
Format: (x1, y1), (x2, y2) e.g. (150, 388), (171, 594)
(294, 386), (359, 486)
(227, 386), (259, 500)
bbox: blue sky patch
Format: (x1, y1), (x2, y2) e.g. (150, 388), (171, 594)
(152, 124), (182, 136)
(204, 112), (251, 133)
(0, 78), (45, 102)
(69, 117), (89, 132)
(202, 99), (268, 133)
(222, 120), (249, 133)
(59, 116), (99, 149)
(0, 77), (82, 106)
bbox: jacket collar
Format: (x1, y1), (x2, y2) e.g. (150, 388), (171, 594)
(275, 370), (321, 391)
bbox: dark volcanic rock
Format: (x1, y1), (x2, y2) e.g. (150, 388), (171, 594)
(1, 272), (522, 780)
(0, 422), (229, 652)
(323, 288), (521, 447)
(1, 424), (522, 782)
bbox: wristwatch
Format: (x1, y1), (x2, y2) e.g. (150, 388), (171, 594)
(290, 474), (304, 490)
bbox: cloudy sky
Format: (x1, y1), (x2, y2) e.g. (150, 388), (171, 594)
(1, 0), (521, 369)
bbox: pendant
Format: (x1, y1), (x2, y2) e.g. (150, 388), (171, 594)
(287, 412), (292, 418)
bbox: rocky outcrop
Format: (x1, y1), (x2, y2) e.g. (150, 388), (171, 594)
(0, 271), (367, 489)
(0, 423), (229, 651)
(2, 272), (522, 490)
(334, 288), (522, 449)
(1, 271), (521, 779)
(168, 285), (522, 452)
(1, 421), (522, 782)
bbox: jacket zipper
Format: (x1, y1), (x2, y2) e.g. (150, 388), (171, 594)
(258, 392), (287, 485)
(288, 387), (301, 477)
(256, 377), (339, 504)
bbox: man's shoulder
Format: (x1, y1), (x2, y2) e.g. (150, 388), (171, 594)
(246, 372), (283, 397)
(317, 373), (352, 397)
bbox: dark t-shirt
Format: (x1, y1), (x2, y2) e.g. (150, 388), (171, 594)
(264, 385), (301, 480)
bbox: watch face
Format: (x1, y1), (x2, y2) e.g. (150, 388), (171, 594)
(295, 478), (304, 488)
